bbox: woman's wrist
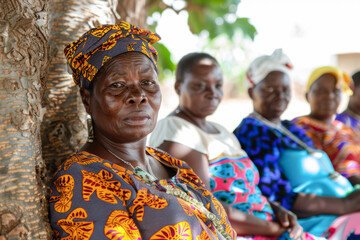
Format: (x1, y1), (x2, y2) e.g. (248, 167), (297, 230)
(265, 220), (287, 236)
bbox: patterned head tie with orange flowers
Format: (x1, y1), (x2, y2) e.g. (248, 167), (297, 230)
(64, 21), (161, 89)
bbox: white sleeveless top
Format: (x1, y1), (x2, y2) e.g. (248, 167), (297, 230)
(149, 116), (246, 163)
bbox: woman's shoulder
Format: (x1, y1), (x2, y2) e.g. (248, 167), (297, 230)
(335, 112), (350, 121)
(292, 115), (311, 124)
(292, 116), (330, 133)
(149, 116), (207, 150)
(209, 121), (231, 134)
(156, 115), (196, 128)
(282, 119), (306, 131)
(151, 116), (200, 137)
(53, 151), (104, 175)
(234, 116), (256, 131)
(52, 151), (135, 184)
(234, 116), (274, 136)
(147, 147), (192, 170)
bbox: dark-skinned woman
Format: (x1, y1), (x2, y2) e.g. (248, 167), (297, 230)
(293, 66), (360, 185)
(233, 49), (360, 239)
(336, 70), (360, 132)
(149, 52), (324, 240)
(48, 22), (236, 240)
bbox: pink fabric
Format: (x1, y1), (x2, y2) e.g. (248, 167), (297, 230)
(323, 212), (360, 239)
(210, 157), (274, 222)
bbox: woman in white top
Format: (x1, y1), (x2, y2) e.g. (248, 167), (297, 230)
(149, 52), (322, 240)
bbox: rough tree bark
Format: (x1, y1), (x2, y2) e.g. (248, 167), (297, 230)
(0, 0), (50, 239)
(42, 0), (114, 182)
(42, 0), (151, 181)
(115, 0), (149, 27)
(0, 0), (148, 238)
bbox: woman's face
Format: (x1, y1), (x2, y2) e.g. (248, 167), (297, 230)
(82, 52), (161, 143)
(250, 71), (291, 121)
(176, 58), (223, 119)
(306, 73), (341, 121)
(349, 85), (360, 111)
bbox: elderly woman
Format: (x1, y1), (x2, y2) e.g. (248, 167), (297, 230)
(149, 52), (324, 240)
(48, 22), (236, 240)
(292, 66), (360, 185)
(233, 49), (360, 238)
(336, 70), (360, 132)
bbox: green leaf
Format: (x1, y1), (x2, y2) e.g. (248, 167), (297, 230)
(153, 42), (176, 81)
(146, 0), (257, 82)
(233, 18), (257, 40)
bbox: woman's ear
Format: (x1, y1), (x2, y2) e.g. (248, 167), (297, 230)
(174, 82), (181, 95)
(305, 92), (309, 102)
(248, 87), (254, 100)
(80, 88), (91, 114)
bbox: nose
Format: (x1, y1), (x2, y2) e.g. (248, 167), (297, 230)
(205, 85), (218, 98)
(328, 91), (339, 99)
(273, 89), (289, 100)
(125, 86), (147, 105)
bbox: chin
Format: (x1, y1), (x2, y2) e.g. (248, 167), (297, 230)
(203, 108), (217, 117)
(271, 110), (285, 119)
(121, 127), (154, 142)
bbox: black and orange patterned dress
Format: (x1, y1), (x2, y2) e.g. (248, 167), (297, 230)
(49, 147), (236, 240)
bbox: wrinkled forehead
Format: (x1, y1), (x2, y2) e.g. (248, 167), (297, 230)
(255, 71), (290, 87)
(186, 59), (222, 79)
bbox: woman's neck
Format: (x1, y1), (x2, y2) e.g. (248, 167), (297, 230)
(80, 135), (148, 167)
(308, 113), (333, 125)
(252, 111), (281, 127)
(172, 106), (219, 134)
(347, 102), (360, 117)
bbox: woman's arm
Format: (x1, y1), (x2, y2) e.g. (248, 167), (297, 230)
(269, 201), (303, 239)
(347, 175), (360, 186)
(222, 203), (289, 237)
(234, 119), (297, 210)
(292, 191), (360, 218)
(49, 158), (141, 239)
(157, 141), (294, 237)
(158, 140), (211, 189)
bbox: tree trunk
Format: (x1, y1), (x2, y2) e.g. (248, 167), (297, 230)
(0, 0), (51, 239)
(0, 0), (149, 238)
(115, 0), (149, 27)
(42, 0), (115, 182)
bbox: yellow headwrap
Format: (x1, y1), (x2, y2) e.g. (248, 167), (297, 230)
(306, 66), (352, 95)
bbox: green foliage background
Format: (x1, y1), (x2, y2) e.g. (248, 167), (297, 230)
(146, 0), (257, 93)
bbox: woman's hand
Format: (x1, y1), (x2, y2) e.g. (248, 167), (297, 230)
(270, 201), (303, 239)
(344, 189), (360, 214)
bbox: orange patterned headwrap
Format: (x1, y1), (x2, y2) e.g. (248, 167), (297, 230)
(64, 21), (160, 89)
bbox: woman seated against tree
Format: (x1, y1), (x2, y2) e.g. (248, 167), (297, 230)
(149, 52), (324, 240)
(292, 66), (360, 185)
(48, 21), (236, 240)
(335, 70), (360, 132)
(233, 49), (360, 238)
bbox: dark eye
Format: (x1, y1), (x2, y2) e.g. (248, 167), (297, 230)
(141, 79), (155, 86)
(283, 87), (290, 94)
(141, 79), (160, 92)
(313, 88), (327, 94)
(216, 82), (223, 89)
(334, 88), (341, 95)
(263, 86), (274, 93)
(110, 82), (125, 88)
(192, 83), (206, 91)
